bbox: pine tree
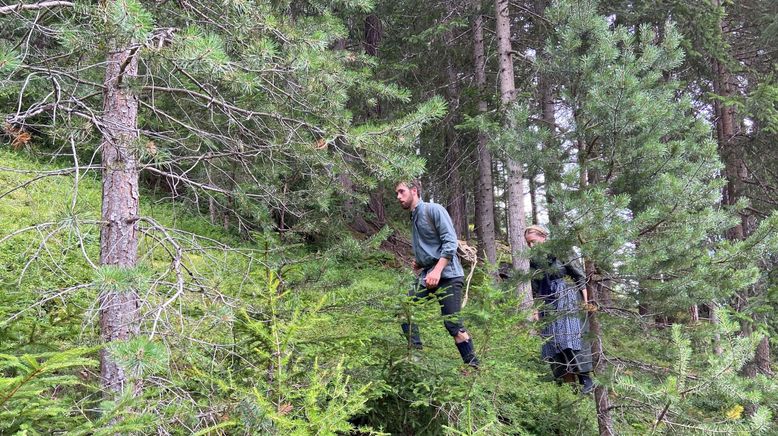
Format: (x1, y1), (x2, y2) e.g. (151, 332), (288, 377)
(524, 0), (774, 432)
(2, 0), (443, 420)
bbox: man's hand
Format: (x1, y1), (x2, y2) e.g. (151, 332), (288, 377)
(424, 268), (442, 288)
(412, 260), (420, 271)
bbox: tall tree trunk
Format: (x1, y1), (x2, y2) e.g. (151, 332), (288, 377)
(712, 0), (770, 376)
(339, 173), (372, 234)
(337, 15), (385, 235)
(364, 13), (383, 118)
(528, 174), (539, 224)
(99, 41), (141, 395)
(710, 303), (724, 356)
(364, 14), (389, 231)
(689, 304), (699, 322)
(443, 7), (468, 238)
(472, 7), (497, 266)
(494, 0), (531, 310)
(585, 263), (615, 435)
(534, 0), (561, 227)
(493, 155), (505, 241)
(538, 62), (561, 226)
(714, 60), (746, 241)
(754, 336), (772, 375)
(711, 0), (740, 359)
(444, 126), (468, 238)
(579, 141), (614, 435)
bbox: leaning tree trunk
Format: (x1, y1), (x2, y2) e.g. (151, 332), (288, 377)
(494, 0), (531, 310)
(99, 41), (141, 395)
(472, 5), (498, 267)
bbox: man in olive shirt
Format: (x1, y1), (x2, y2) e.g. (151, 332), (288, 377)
(395, 180), (479, 367)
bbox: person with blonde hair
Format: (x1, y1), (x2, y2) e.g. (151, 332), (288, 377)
(525, 225), (594, 393)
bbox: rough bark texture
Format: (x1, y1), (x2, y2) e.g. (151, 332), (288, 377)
(442, 6), (468, 238)
(364, 13), (382, 120)
(586, 266), (615, 436)
(689, 304), (699, 322)
(714, 53), (747, 241)
(99, 44), (141, 395)
(364, 14), (388, 231)
(712, 0), (770, 376)
(754, 336), (772, 375)
(339, 173), (372, 234)
(534, 0), (562, 227)
(364, 14), (382, 57)
(528, 175), (539, 224)
(444, 125), (468, 238)
(494, 0), (531, 309)
(580, 145), (614, 435)
(710, 304), (724, 356)
(337, 16), (386, 236)
(472, 8), (497, 266)
(539, 63), (561, 226)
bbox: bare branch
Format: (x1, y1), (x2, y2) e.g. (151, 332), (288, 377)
(1, 284), (92, 326)
(0, 1), (74, 15)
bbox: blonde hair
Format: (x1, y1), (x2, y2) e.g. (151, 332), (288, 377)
(524, 224), (549, 238)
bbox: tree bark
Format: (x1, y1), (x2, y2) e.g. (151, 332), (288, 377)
(689, 304), (699, 322)
(364, 14), (389, 231)
(528, 174), (539, 224)
(443, 7), (468, 238)
(336, 15), (386, 236)
(99, 41), (141, 395)
(712, 0), (770, 376)
(472, 7), (497, 266)
(533, 0), (562, 227)
(444, 126), (468, 238)
(494, 0), (531, 310)
(580, 149), (615, 435)
(710, 303), (724, 356)
(755, 336), (772, 375)
(538, 54), (561, 226)
(586, 264), (615, 436)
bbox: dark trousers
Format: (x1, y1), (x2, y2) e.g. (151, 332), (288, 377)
(401, 276), (466, 347)
(548, 348), (593, 379)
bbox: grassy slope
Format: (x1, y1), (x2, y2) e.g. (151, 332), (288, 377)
(0, 149), (596, 434)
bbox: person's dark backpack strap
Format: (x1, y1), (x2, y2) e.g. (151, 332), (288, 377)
(424, 202), (439, 237)
(424, 202), (465, 257)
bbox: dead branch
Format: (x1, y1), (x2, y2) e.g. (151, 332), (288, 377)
(0, 1), (73, 15)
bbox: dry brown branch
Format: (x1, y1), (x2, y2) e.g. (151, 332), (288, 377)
(0, 1), (73, 15)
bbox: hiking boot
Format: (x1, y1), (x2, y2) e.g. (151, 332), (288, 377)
(579, 373), (595, 394)
(456, 339), (479, 367)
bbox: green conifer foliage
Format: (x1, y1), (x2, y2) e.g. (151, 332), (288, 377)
(511, 0), (776, 432)
(1, 0), (441, 235)
(2, 0), (777, 434)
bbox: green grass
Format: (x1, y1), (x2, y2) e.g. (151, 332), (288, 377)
(0, 148), (599, 435)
